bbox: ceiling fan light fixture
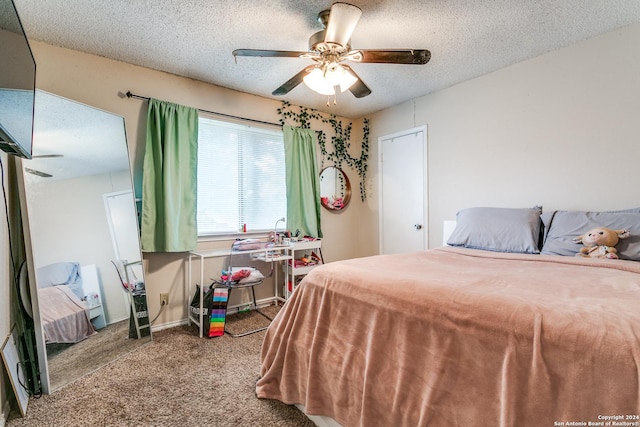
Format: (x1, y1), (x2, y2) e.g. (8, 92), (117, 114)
(303, 63), (358, 96)
(324, 62), (358, 93)
(303, 67), (336, 95)
(338, 66), (358, 92)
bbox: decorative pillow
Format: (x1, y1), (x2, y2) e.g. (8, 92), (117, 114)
(36, 262), (81, 287)
(447, 206), (543, 254)
(540, 208), (640, 260)
(36, 262), (84, 298)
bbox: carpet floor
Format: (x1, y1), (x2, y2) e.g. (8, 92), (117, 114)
(46, 319), (151, 392)
(6, 305), (315, 426)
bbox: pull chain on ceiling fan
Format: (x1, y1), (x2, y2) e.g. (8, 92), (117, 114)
(232, 2), (431, 104)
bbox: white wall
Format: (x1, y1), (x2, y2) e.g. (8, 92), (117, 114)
(362, 23), (640, 253)
(25, 170), (132, 324)
(25, 40), (366, 330)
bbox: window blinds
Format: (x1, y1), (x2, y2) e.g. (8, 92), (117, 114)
(197, 117), (286, 235)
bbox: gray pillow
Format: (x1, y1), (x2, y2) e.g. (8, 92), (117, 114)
(540, 209), (640, 260)
(447, 206), (543, 254)
(36, 262), (84, 298)
(36, 262), (81, 287)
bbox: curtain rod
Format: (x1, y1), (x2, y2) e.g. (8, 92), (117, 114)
(125, 91), (281, 128)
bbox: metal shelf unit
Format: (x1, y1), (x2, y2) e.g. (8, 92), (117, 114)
(283, 239), (322, 299)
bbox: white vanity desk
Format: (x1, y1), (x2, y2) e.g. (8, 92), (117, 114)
(187, 245), (292, 338)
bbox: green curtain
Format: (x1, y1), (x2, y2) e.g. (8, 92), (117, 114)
(141, 98), (198, 252)
(283, 125), (322, 238)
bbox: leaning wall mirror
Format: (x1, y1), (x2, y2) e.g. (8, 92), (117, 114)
(320, 166), (351, 211)
(18, 90), (151, 393)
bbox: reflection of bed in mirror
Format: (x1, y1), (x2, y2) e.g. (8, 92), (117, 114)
(18, 90), (151, 393)
(35, 262), (106, 344)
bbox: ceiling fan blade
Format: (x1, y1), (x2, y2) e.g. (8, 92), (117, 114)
(25, 168), (52, 178)
(341, 65), (371, 98)
(350, 49), (431, 65)
(233, 49), (308, 59)
(272, 66), (314, 96)
(32, 154), (63, 158)
(324, 3), (362, 48)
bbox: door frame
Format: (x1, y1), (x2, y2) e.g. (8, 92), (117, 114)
(377, 125), (428, 254)
(103, 189), (141, 322)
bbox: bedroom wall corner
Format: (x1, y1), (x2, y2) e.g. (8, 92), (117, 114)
(0, 152), (11, 427)
(317, 115), (366, 263)
(365, 22), (640, 250)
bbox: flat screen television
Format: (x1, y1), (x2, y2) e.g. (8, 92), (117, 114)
(0, 0), (36, 159)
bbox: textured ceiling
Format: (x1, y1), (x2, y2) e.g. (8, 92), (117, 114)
(25, 91), (129, 182)
(12, 0), (640, 118)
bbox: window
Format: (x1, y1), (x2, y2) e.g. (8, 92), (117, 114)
(197, 116), (286, 236)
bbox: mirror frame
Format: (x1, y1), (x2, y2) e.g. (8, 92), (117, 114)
(16, 90), (149, 393)
(320, 166), (351, 211)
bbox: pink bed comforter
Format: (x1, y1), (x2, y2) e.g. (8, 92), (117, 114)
(256, 247), (640, 427)
(39, 285), (95, 344)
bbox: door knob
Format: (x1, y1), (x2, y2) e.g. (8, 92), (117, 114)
(414, 224), (423, 230)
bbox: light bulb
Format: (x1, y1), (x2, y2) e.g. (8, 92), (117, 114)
(303, 68), (335, 95)
(338, 68), (358, 92)
(324, 63), (357, 93)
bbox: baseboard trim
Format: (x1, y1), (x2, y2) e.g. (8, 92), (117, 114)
(151, 296), (282, 333)
(150, 319), (188, 333)
(107, 315), (129, 326)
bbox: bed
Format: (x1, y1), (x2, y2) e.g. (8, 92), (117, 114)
(36, 262), (103, 344)
(256, 207), (640, 427)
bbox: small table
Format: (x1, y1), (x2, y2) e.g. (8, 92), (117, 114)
(187, 245), (291, 338)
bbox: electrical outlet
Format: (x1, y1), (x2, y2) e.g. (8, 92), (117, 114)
(160, 293), (169, 306)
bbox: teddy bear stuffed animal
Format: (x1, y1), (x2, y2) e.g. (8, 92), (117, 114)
(573, 226), (630, 259)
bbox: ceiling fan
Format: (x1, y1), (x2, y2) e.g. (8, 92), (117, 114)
(24, 167), (52, 178)
(24, 154), (63, 178)
(232, 2), (431, 102)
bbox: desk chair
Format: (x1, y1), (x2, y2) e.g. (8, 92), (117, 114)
(213, 251), (273, 338)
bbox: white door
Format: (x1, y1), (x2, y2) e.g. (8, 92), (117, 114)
(378, 126), (427, 254)
(104, 190), (143, 316)
(104, 190), (141, 264)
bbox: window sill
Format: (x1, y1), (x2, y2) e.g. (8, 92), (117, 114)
(197, 231), (271, 243)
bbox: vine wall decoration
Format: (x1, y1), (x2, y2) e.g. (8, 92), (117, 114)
(277, 101), (370, 201)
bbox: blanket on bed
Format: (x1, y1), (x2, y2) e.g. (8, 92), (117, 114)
(256, 247), (640, 427)
(39, 285), (96, 344)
